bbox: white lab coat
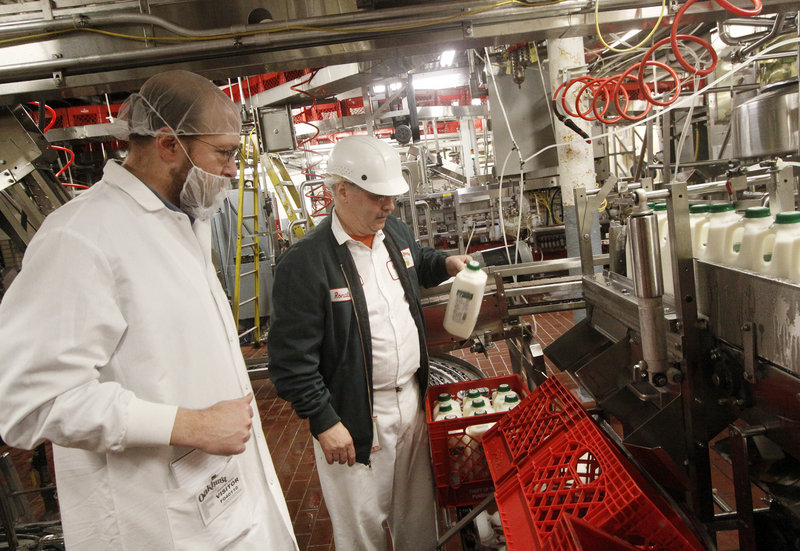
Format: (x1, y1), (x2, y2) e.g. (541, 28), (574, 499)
(0, 161), (298, 550)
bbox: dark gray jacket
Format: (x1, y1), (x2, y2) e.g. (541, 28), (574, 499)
(267, 214), (450, 464)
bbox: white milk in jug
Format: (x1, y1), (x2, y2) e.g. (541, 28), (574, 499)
(466, 398), (495, 415)
(765, 212), (800, 280)
(494, 393), (521, 412)
(443, 260), (488, 339)
(733, 207), (773, 271)
(701, 203), (741, 263)
(652, 203), (674, 295)
(689, 204), (710, 257)
(461, 389), (483, 416)
(491, 383), (513, 404)
(433, 393), (462, 418)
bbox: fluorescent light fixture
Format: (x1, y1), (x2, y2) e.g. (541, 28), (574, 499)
(440, 50), (456, 67)
(610, 29), (639, 49)
(389, 81), (403, 91)
(373, 84), (386, 94)
(471, 98), (482, 106)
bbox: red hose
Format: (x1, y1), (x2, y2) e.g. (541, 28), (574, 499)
(575, 78), (604, 121)
(591, 75), (629, 124)
(559, 77), (593, 118)
(637, 37), (698, 106)
(713, 0), (762, 17)
(50, 145), (75, 178)
(26, 102), (57, 133)
(613, 61), (673, 121)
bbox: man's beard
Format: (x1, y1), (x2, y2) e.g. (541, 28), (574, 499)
(166, 158), (191, 206)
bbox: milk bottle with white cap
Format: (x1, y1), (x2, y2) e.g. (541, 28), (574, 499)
(765, 212), (800, 281)
(701, 203), (742, 263)
(733, 207), (773, 271)
(443, 260), (487, 339)
(689, 204), (711, 256)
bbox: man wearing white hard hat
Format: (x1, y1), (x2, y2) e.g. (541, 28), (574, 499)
(269, 135), (471, 551)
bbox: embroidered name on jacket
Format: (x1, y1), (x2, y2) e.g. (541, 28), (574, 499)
(330, 287), (352, 302)
(401, 248), (415, 268)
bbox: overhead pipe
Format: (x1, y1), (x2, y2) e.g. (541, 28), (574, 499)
(0, 0), (586, 40)
(736, 12), (788, 59)
(0, 1), (591, 82)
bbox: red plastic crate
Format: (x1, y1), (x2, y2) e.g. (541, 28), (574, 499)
(340, 97), (364, 116)
(261, 72), (285, 90)
(544, 515), (638, 551)
(67, 105), (104, 127)
(312, 103), (340, 120)
(483, 376), (587, 484)
(426, 374), (529, 507)
(493, 418), (704, 551)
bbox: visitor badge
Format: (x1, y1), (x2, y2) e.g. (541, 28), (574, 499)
(196, 458), (244, 527)
(171, 450), (246, 527)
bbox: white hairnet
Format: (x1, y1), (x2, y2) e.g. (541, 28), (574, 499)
(112, 70), (241, 139)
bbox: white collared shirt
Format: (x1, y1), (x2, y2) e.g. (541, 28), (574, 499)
(332, 209), (421, 390)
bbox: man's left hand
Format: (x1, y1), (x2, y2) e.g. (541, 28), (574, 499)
(445, 255), (473, 276)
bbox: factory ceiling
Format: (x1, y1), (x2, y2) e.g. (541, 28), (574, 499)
(0, 0), (796, 103)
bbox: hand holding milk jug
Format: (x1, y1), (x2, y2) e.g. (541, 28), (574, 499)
(444, 260), (488, 339)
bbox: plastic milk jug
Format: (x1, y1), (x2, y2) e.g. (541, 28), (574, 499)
(461, 389), (483, 416)
(466, 398), (495, 415)
(465, 420), (497, 441)
(689, 204), (710, 257)
(443, 260), (488, 339)
(433, 393), (462, 418)
(435, 403), (460, 421)
(765, 212), (800, 281)
(652, 203), (674, 295)
(491, 383), (513, 404)
(495, 393), (521, 412)
(733, 207), (773, 271)
(701, 203), (742, 263)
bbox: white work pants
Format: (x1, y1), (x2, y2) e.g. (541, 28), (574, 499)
(313, 380), (438, 551)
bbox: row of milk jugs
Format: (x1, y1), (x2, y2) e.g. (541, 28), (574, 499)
(433, 384), (521, 421)
(629, 203), (800, 294)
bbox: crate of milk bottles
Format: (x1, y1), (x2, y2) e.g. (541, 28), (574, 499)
(426, 374), (529, 507)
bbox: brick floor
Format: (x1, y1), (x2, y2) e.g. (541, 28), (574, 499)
(1, 309), (751, 550)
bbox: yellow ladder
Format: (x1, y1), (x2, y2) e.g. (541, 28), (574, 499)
(233, 134), (262, 344)
(261, 152), (314, 240)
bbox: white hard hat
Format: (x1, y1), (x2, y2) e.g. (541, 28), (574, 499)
(326, 135), (409, 196)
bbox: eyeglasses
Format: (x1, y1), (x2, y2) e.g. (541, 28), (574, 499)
(347, 182), (391, 203)
(188, 136), (240, 163)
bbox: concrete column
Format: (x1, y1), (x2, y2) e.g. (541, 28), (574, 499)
(546, 37), (600, 322)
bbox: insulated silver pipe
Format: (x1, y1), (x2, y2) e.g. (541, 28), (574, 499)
(628, 190), (669, 384)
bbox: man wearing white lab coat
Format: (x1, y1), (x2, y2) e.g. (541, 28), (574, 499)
(0, 71), (298, 550)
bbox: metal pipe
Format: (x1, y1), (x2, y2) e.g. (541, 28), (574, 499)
(738, 13), (788, 59)
(0, 1), (601, 82)
(0, 0), (523, 38)
(628, 190), (669, 383)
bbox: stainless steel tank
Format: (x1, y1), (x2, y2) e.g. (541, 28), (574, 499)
(732, 80), (799, 159)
